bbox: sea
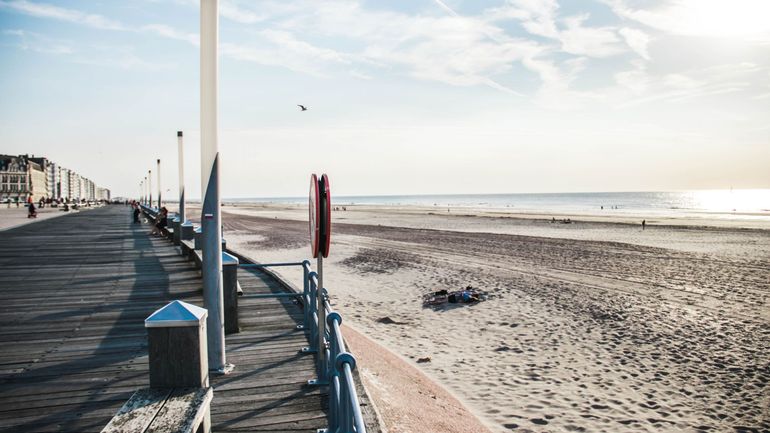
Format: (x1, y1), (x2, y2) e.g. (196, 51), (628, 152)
(226, 189), (770, 221)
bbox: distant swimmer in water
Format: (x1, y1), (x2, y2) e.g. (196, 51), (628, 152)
(642, 219), (646, 230)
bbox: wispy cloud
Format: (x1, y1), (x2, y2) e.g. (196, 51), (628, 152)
(3, 0), (768, 111)
(141, 24), (198, 45)
(221, 33), (349, 78)
(2, 28), (73, 54)
(558, 14), (624, 57)
(605, 0), (770, 41)
(618, 27), (651, 60)
(614, 62), (762, 108)
(220, 1), (266, 24)
(0, 0), (126, 30)
(73, 47), (176, 71)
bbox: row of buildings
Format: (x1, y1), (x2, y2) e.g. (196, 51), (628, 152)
(0, 154), (110, 203)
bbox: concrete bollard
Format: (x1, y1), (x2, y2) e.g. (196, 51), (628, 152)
(145, 300), (209, 388)
(222, 252), (240, 334)
(180, 221), (194, 242)
(194, 227), (203, 250)
(171, 217), (181, 245)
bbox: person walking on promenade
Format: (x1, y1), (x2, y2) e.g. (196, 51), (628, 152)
(642, 219), (646, 230)
(27, 202), (37, 218)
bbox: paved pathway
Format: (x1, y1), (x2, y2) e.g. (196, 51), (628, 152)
(0, 205), (326, 432)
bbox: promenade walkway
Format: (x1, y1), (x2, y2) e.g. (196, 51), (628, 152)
(0, 205), (326, 432)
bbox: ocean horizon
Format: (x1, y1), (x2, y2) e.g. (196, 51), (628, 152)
(218, 189), (770, 220)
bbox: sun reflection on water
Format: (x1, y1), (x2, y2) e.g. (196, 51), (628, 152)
(687, 189), (770, 213)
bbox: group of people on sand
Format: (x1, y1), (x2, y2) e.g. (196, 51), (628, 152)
(551, 215), (647, 230)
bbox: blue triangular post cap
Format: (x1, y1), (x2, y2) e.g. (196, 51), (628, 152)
(181, 221), (194, 227)
(145, 300), (208, 328)
(172, 216), (181, 223)
(194, 226), (202, 233)
(222, 251), (239, 265)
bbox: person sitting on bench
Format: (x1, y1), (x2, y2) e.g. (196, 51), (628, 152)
(150, 207), (169, 236)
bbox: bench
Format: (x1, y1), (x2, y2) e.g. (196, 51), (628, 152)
(102, 387), (212, 433)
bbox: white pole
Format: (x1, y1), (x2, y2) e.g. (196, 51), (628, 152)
(201, 0), (227, 373)
(317, 254), (325, 371)
(157, 159), (162, 208)
(177, 131), (185, 223)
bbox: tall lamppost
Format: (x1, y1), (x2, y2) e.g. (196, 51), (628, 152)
(157, 159), (162, 208)
(178, 131), (186, 223)
(200, 0), (228, 373)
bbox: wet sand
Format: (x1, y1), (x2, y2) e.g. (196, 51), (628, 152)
(189, 203), (769, 433)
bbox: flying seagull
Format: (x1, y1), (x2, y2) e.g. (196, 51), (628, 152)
(298, 104), (307, 111)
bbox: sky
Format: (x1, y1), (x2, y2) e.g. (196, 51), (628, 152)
(0, 0), (769, 199)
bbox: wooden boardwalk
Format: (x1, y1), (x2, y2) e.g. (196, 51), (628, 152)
(0, 205), (326, 433)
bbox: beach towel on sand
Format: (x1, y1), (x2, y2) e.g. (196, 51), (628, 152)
(423, 286), (487, 307)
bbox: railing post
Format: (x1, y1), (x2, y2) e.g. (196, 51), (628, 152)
(329, 376), (340, 432)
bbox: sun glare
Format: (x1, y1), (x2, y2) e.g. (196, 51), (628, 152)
(676, 0), (770, 38)
(691, 189), (770, 213)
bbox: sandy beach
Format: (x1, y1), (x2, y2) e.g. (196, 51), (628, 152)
(179, 203), (770, 433)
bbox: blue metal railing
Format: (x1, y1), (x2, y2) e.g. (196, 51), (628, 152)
(239, 260), (367, 433)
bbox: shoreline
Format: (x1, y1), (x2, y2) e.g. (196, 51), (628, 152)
(219, 202), (770, 231)
(210, 203), (770, 259)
